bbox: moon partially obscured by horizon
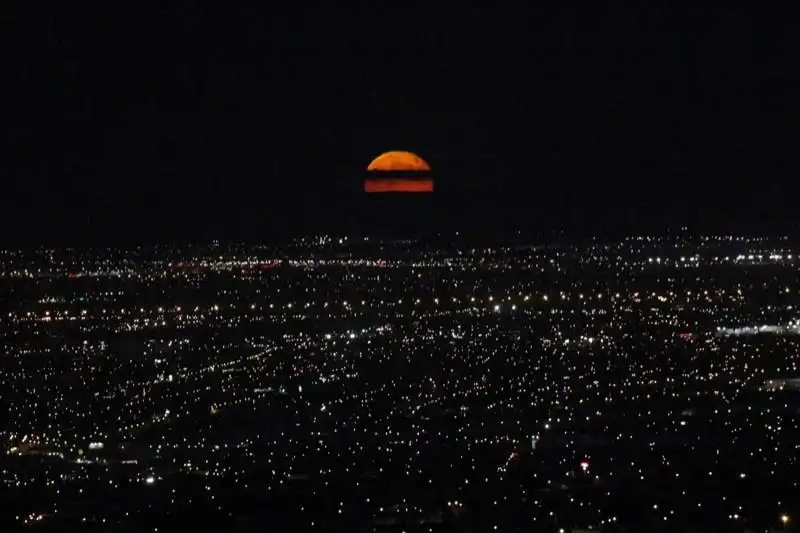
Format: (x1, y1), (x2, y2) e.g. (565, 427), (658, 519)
(367, 151), (431, 172)
(365, 150), (433, 193)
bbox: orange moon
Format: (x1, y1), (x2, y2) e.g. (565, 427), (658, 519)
(367, 151), (431, 172)
(365, 150), (434, 193)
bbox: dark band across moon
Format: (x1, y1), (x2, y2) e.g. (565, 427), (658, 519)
(365, 151), (433, 193)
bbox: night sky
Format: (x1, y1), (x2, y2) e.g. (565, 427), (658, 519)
(3, 5), (798, 244)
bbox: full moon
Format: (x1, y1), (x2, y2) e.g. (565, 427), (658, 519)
(365, 150), (434, 193)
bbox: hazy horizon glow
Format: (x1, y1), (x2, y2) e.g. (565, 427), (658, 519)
(364, 179), (434, 193)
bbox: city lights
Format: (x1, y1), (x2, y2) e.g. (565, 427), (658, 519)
(2, 234), (800, 530)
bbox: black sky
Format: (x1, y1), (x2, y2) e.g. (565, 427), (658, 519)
(3, 5), (798, 244)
